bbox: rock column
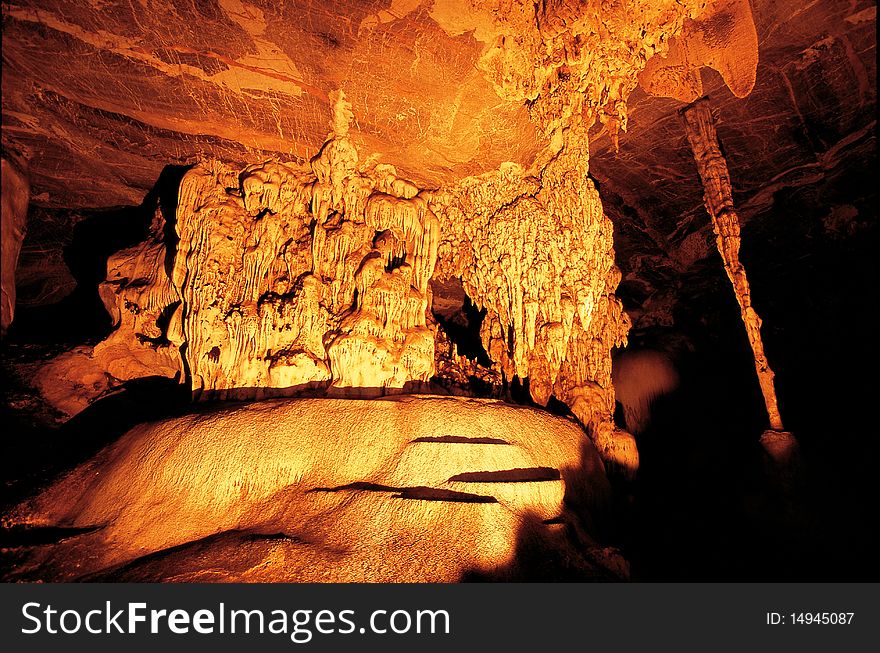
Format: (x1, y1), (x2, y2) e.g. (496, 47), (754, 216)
(682, 98), (801, 486)
(681, 98), (785, 432)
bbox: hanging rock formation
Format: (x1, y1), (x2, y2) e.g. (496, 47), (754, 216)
(433, 126), (632, 471)
(638, 0), (759, 103)
(36, 91), (635, 473)
(170, 91), (441, 399)
(23, 0), (766, 475)
(681, 98), (784, 432)
(2, 0), (746, 207)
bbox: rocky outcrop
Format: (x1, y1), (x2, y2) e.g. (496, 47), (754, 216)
(434, 127), (633, 470)
(33, 88), (636, 476)
(8, 1), (781, 474)
(638, 0), (759, 103)
(3, 0), (753, 209)
(4, 395), (617, 582)
(170, 91), (441, 398)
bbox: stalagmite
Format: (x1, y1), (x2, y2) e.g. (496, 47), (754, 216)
(681, 98), (797, 460)
(432, 128), (634, 476)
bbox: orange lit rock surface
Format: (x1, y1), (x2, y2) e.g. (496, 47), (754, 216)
(681, 98), (784, 431)
(638, 0), (759, 103)
(5, 395), (615, 582)
(2, 0), (731, 208)
(1, 153), (29, 336)
(590, 0), (875, 331)
(34, 89), (638, 475)
(0, 0), (874, 586)
(5, 0), (768, 458)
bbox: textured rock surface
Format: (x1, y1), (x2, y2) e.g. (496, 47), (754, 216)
(639, 0), (759, 103)
(32, 94), (636, 477)
(2, 0), (730, 208)
(3, 0), (872, 339)
(590, 0), (876, 329)
(3, 395), (615, 582)
(0, 0), (875, 585)
(10, 207), (78, 310)
(168, 91), (441, 398)
(3, 0), (780, 477)
(1, 153), (29, 336)
(681, 98), (784, 431)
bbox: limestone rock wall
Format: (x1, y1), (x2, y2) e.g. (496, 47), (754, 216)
(42, 93), (630, 473)
(6, 396), (616, 582)
(433, 126), (631, 468)
(472, 0), (709, 148)
(20, 1), (755, 471)
(168, 92), (441, 399)
(94, 206), (182, 383)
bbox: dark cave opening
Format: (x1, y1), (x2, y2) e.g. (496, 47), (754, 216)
(430, 277), (492, 368)
(7, 164), (190, 346)
(613, 211), (878, 581)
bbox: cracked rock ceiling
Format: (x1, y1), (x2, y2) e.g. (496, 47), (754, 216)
(2, 0), (876, 329)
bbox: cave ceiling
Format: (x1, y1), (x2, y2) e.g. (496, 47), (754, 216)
(588, 0), (875, 326)
(3, 0), (551, 206)
(2, 0), (876, 325)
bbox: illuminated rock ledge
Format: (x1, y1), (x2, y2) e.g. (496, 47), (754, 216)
(4, 395), (622, 582)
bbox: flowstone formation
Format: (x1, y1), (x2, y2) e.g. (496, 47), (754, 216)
(5, 396), (618, 582)
(172, 90), (440, 399)
(435, 127), (631, 469)
(41, 90), (635, 473)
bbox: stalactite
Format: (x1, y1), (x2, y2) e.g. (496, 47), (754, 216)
(432, 128), (634, 474)
(681, 99), (801, 501)
(37, 90), (443, 400)
(681, 97), (785, 432)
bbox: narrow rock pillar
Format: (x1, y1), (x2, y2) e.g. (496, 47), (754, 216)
(682, 97), (803, 505)
(681, 98), (786, 433)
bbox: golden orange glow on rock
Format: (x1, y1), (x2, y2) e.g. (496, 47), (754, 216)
(6, 396), (613, 582)
(35, 84), (636, 475)
(639, 0), (759, 102)
(681, 98), (783, 432)
(4, 0), (859, 586)
(1, 153), (29, 336)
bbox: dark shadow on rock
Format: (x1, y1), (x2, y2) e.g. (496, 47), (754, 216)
(0, 375), (190, 514)
(0, 525), (101, 548)
(448, 467), (560, 483)
(623, 316), (876, 581)
(307, 481), (498, 503)
(79, 530), (310, 583)
(8, 164), (191, 345)
(459, 437), (626, 582)
(460, 509), (626, 582)
(412, 435), (510, 444)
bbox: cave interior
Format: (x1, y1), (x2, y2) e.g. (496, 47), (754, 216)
(0, 0), (876, 582)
